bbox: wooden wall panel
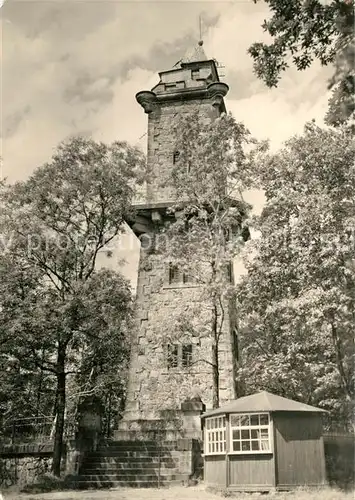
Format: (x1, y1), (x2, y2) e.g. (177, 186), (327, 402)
(204, 455), (226, 486)
(228, 454), (274, 487)
(274, 413), (326, 487)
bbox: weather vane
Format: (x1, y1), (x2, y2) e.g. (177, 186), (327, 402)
(198, 14), (226, 77)
(199, 14), (203, 44)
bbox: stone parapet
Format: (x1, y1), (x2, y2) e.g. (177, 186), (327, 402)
(0, 442), (55, 457)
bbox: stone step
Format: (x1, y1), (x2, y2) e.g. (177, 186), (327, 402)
(82, 457), (178, 467)
(70, 478), (184, 489)
(114, 430), (182, 441)
(84, 453), (177, 460)
(82, 461), (177, 470)
(77, 473), (179, 482)
(97, 440), (178, 450)
(88, 450), (177, 458)
(80, 466), (179, 474)
(117, 419), (182, 432)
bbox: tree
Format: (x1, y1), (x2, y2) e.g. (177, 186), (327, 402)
(155, 113), (263, 408)
(237, 123), (355, 429)
(0, 137), (144, 475)
(249, 0), (354, 127)
(0, 255), (56, 440)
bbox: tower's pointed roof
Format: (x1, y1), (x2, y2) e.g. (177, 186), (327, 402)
(180, 40), (208, 65)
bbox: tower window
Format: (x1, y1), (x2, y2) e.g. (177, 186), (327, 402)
(167, 344), (193, 369)
(167, 344), (179, 368)
(169, 264), (181, 284)
(168, 263), (193, 285)
(165, 82), (176, 90)
(182, 344), (193, 367)
(191, 69), (200, 80)
(173, 151), (180, 164)
(182, 271), (191, 284)
(227, 262), (233, 282)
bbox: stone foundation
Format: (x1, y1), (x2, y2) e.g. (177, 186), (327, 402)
(0, 445), (54, 488)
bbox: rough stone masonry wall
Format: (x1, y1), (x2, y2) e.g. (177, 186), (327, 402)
(146, 99), (218, 204)
(0, 455), (52, 488)
(124, 245), (236, 421)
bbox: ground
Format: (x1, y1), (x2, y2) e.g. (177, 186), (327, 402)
(2, 485), (353, 500)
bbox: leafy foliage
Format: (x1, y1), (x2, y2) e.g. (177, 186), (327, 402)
(249, 0), (355, 127)
(0, 137), (142, 473)
(157, 113), (263, 407)
(237, 123), (355, 429)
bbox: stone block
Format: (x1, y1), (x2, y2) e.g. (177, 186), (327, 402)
(138, 310), (148, 320)
(181, 401), (205, 412)
(176, 438), (193, 451)
(125, 400), (139, 411)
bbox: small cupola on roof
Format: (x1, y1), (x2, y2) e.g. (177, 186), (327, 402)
(152, 40), (223, 95)
(136, 40), (229, 114)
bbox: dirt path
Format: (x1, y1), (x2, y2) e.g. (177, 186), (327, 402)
(3, 485), (353, 500)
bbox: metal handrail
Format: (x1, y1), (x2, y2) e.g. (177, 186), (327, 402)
(0, 415), (76, 445)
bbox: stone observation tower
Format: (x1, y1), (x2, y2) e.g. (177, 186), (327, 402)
(116, 41), (239, 441)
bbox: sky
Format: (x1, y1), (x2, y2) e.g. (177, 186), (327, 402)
(1, 0), (333, 287)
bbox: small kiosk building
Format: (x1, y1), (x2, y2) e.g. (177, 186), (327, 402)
(201, 391), (327, 491)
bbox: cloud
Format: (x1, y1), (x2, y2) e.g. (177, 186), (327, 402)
(204, 2), (331, 142)
(1, 1), (225, 181)
(1, 0), (334, 284)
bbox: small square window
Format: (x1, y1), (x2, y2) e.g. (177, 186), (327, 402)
(260, 414), (269, 425)
(191, 69), (200, 79)
(167, 344), (192, 369)
(233, 441), (241, 451)
(261, 440), (270, 450)
(251, 441), (260, 451)
(230, 415), (240, 426)
(250, 415), (259, 426)
(241, 429), (250, 439)
(165, 82), (176, 90)
(240, 415), (249, 426)
(233, 430), (240, 440)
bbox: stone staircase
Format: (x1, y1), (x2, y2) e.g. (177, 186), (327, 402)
(114, 417), (183, 441)
(75, 440), (189, 488)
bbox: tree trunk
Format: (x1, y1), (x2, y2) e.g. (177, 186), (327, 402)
(52, 346), (66, 477)
(330, 321), (352, 400)
(212, 304), (219, 409)
(231, 322), (245, 398)
(211, 344), (219, 408)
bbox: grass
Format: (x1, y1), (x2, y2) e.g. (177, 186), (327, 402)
(2, 485), (353, 500)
